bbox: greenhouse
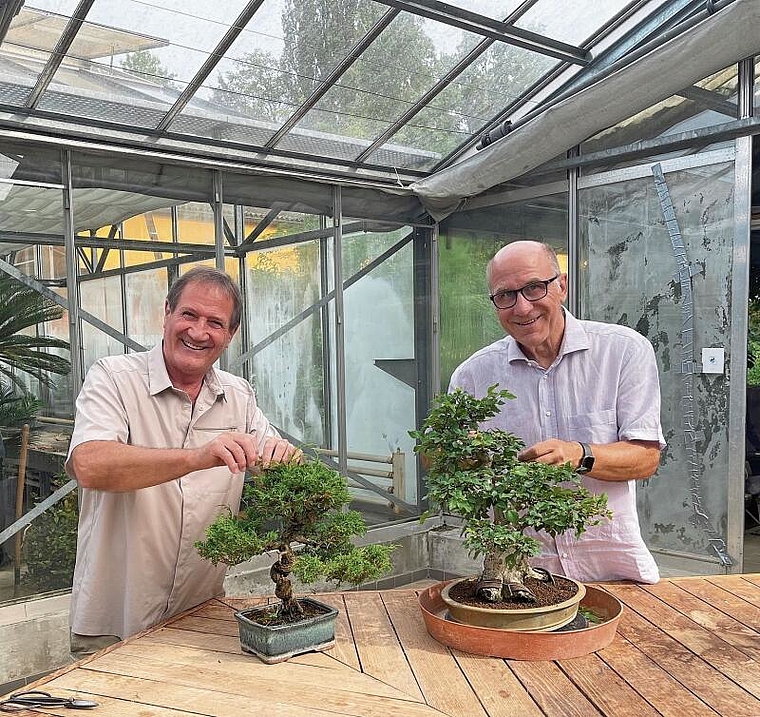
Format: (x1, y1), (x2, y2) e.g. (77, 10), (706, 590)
(0, 0), (759, 698)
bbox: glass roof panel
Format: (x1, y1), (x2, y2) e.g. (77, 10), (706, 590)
(380, 40), (557, 168)
(290, 10), (485, 153)
(513, 0), (635, 45)
(179, 0), (387, 144)
(33, 0), (251, 114)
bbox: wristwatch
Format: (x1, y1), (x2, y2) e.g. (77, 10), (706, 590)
(577, 442), (595, 474)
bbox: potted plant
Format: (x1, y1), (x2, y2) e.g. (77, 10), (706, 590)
(410, 385), (612, 632)
(195, 455), (395, 663)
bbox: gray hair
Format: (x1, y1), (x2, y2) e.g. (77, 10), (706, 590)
(166, 267), (242, 331)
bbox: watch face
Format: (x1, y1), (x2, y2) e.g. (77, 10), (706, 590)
(578, 443), (594, 473)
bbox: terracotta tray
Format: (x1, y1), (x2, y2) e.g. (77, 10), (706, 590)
(418, 580), (623, 660)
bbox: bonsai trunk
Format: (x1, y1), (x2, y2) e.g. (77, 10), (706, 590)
(478, 550), (548, 603)
(270, 547), (304, 620)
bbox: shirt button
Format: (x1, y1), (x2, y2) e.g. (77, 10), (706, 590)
(545, 411), (551, 417)
(542, 374), (548, 380)
(562, 553), (568, 558)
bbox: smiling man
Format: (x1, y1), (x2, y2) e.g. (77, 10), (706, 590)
(66, 267), (299, 656)
(449, 241), (665, 585)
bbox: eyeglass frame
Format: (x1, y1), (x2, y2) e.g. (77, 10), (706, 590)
(489, 274), (560, 310)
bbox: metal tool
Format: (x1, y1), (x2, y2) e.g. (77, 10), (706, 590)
(0, 690), (98, 711)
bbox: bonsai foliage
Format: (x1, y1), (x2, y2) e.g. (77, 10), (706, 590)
(196, 456), (394, 620)
(410, 385), (611, 602)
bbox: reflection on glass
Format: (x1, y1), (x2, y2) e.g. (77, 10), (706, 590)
(515, 0), (633, 45)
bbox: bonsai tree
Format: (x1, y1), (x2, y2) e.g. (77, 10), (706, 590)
(196, 455), (395, 621)
(410, 385), (611, 604)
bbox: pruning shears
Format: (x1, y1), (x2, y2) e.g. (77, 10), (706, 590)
(0, 690), (98, 711)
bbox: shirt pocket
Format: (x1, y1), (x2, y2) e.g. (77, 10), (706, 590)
(562, 408), (618, 443)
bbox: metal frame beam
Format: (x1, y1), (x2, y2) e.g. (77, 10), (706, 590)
(25, 0), (96, 109)
(0, 0), (23, 47)
(371, 0), (589, 65)
(155, 0), (266, 132)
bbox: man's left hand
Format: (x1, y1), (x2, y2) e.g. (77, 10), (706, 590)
(518, 439), (581, 468)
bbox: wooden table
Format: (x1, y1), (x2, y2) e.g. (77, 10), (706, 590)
(4, 574), (760, 717)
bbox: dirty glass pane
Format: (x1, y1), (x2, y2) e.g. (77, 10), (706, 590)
(579, 160), (735, 570)
(439, 192), (568, 390)
(338, 224), (417, 517)
(239, 215), (324, 447)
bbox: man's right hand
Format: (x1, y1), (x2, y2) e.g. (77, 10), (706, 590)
(201, 432), (300, 473)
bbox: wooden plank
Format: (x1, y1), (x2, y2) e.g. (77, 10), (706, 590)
(452, 652), (544, 717)
(596, 633), (720, 717)
(606, 589), (760, 717)
(380, 590), (488, 717)
(313, 592), (361, 671)
(606, 582), (760, 697)
(109, 640), (404, 699)
(168, 615), (239, 637)
(647, 580), (760, 649)
(189, 602), (237, 622)
(343, 591), (425, 702)
(507, 660), (602, 717)
(45, 669), (360, 717)
(0, 689), (197, 717)
(740, 574), (760, 589)
(558, 652), (663, 717)
(704, 575), (760, 609)
(82, 649), (440, 716)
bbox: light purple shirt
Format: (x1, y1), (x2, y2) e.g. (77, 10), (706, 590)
(449, 310), (665, 583)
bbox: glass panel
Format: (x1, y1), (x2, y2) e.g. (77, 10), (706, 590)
(755, 56), (760, 115)
(340, 225), (417, 518)
(439, 193), (568, 390)
(515, 0), (635, 45)
(582, 65), (739, 162)
(288, 11), (479, 160)
(80, 275), (125, 367)
(124, 267), (168, 352)
(193, 0), (386, 143)
(239, 211), (324, 446)
(578, 160), (735, 570)
(34, 0), (251, 127)
(383, 42), (556, 168)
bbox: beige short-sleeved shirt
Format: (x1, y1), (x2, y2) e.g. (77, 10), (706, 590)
(67, 343), (278, 639)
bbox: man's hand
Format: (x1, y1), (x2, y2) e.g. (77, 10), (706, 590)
(201, 432), (302, 473)
(518, 439), (581, 468)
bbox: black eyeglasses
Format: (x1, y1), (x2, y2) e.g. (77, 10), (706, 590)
(489, 275), (559, 310)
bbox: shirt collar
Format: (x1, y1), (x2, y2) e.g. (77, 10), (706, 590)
(506, 309), (590, 364)
(147, 342), (226, 399)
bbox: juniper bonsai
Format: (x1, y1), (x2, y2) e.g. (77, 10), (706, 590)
(411, 385), (611, 603)
(196, 456), (394, 621)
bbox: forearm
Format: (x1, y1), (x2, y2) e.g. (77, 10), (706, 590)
(67, 441), (210, 491)
(519, 438), (661, 481)
(584, 440), (661, 481)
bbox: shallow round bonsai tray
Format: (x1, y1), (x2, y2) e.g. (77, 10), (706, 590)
(419, 580), (623, 660)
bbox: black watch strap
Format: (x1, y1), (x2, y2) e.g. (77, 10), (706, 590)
(577, 442), (595, 474)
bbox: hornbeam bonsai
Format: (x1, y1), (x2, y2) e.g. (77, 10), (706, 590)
(411, 385), (611, 603)
(196, 455), (394, 620)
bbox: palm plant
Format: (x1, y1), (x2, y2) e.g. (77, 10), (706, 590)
(0, 273), (70, 427)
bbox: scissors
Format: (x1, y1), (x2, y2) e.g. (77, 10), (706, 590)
(0, 690), (98, 711)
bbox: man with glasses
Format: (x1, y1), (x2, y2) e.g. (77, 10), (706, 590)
(449, 241), (665, 584)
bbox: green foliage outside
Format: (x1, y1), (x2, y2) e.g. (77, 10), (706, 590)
(438, 236), (504, 390)
(410, 385), (611, 582)
(748, 299), (760, 386)
(212, 0), (548, 157)
(120, 50), (176, 88)
(196, 456), (395, 620)
(22, 473), (78, 592)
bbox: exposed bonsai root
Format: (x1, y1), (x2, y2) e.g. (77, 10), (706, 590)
(528, 566), (555, 584)
(474, 579), (504, 602)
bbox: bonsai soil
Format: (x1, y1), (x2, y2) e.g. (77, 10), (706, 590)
(450, 575), (578, 609)
(247, 600), (331, 626)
